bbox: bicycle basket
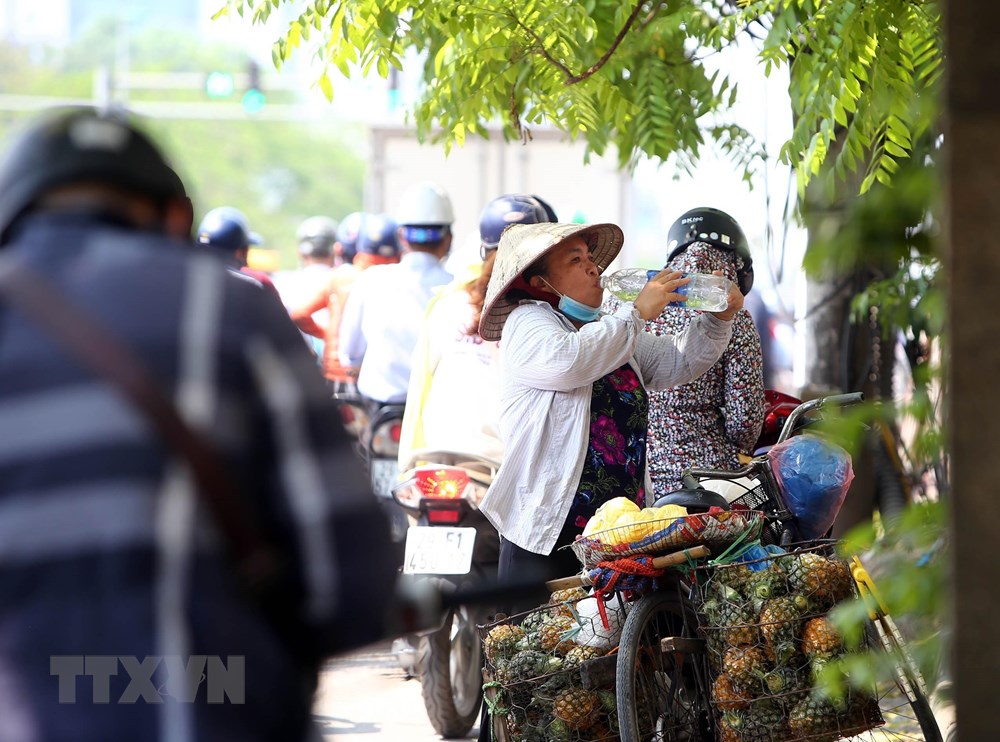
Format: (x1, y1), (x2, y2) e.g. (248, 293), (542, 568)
(691, 542), (884, 741)
(569, 509), (765, 570)
(479, 595), (623, 741)
(729, 479), (787, 546)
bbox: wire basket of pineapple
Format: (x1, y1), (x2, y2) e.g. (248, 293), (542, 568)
(479, 588), (630, 742)
(691, 542), (884, 741)
(569, 497), (765, 570)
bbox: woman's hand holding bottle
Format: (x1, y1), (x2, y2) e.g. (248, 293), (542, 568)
(707, 269), (744, 321)
(633, 269), (690, 321)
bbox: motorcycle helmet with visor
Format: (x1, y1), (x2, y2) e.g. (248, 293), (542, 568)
(665, 207), (754, 295)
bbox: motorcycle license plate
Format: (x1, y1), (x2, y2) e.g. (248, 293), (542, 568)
(370, 458), (400, 499)
(403, 527), (477, 575)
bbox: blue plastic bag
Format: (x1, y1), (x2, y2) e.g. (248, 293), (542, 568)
(767, 434), (855, 540)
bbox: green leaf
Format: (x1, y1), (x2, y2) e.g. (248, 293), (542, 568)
(318, 70), (334, 101)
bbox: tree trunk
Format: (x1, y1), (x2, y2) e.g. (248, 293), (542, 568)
(945, 0), (1000, 735)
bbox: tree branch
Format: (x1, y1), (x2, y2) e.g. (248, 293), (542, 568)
(510, 0), (651, 85)
(564, 0), (648, 85)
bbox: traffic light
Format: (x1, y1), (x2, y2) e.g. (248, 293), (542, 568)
(205, 71), (235, 99)
(242, 60), (266, 113)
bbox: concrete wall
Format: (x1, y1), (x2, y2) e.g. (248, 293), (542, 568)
(367, 125), (641, 268)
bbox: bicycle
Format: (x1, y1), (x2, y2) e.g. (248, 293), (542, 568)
(609, 392), (942, 741)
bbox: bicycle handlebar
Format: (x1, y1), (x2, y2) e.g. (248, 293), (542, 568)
(777, 392), (864, 444)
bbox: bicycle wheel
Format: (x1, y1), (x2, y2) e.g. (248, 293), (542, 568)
(616, 590), (713, 742)
(863, 616), (943, 742)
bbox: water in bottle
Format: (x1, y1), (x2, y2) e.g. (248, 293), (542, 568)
(601, 269), (731, 311)
(675, 273), (730, 311)
(600, 269), (659, 302)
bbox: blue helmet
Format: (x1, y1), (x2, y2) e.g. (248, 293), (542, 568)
(478, 194), (552, 259)
(197, 206), (260, 251)
(356, 213), (400, 258)
(335, 211), (365, 263)
(531, 194), (558, 222)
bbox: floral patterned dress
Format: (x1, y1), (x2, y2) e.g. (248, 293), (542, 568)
(566, 363), (649, 532)
(602, 242), (765, 498)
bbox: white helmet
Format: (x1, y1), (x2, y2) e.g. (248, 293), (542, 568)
(395, 181), (454, 228)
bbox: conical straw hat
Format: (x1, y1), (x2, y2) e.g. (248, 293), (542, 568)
(479, 221), (624, 342)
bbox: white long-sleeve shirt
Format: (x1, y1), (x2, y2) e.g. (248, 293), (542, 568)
(339, 251), (452, 403)
(479, 300), (733, 555)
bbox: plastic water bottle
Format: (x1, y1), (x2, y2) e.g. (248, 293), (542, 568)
(676, 273), (731, 311)
(601, 269), (731, 311)
(599, 269), (659, 302)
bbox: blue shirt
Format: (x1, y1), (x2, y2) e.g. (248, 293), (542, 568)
(0, 213), (397, 741)
(339, 251), (452, 403)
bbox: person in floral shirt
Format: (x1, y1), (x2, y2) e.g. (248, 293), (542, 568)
(477, 221), (743, 579)
(604, 207), (765, 498)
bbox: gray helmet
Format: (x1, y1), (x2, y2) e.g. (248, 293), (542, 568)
(296, 215), (338, 258)
(0, 107), (186, 245)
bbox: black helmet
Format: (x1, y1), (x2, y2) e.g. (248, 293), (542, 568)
(478, 194), (552, 259)
(666, 207), (754, 295)
(296, 215), (338, 258)
(0, 107), (187, 245)
(356, 213), (400, 258)
(652, 488), (731, 514)
(197, 206), (260, 251)
(335, 211), (365, 263)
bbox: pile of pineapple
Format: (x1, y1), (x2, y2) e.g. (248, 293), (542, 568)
(482, 588), (624, 742)
(697, 546), (883, 742)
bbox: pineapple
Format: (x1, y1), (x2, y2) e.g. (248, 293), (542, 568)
(785, 552), (852, 608)
(484, 624), (526, 665)
(712, 673), (752, 712)
(702, 584), (759, 647)
(504, 650), (549, 686)
(548, 587), (588, 618)
(759, 595), (808, 665)
(739, 699), (790, 742)
(801, 615), (843, 660)
(538, 615), (577, 655)
(745, 563), (788, 602)
(716, 713), (742, 742)
(718, 563), (756, 594)
(563, 644), (605, 670)
(722, 645), (768, 693)
(552, 687), (600, 729)
(762, 666), (808, 711)
(520, 609), (548, 636)
(787, 694), (841, 742)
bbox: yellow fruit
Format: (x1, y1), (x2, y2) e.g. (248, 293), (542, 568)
(583, 497), (639, 538)
(612, 510), (653, 544)
(653, 504), (688, 519)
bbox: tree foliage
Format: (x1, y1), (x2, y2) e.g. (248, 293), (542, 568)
(215, 0), (941, 192)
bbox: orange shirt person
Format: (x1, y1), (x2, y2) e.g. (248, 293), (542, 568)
(291, 212), (401, 384)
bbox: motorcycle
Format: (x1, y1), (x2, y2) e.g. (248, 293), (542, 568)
(364, 402), (410, 551)
(391, 449), (501, 739)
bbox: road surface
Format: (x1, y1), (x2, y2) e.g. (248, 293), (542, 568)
(313, 639), (480, 740)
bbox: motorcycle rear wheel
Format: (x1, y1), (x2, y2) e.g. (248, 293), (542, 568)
(417, 605), (484, 738)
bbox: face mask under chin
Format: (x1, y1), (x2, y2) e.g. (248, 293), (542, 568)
(541, 277), (601, 322)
